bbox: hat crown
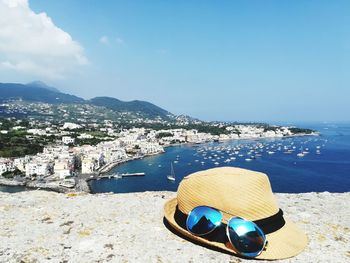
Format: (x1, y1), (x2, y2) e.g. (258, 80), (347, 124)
(177, 167), (279, 221)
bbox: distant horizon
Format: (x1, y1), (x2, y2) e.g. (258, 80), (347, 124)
(1, 80), (350, 124)
(0, 0), (348, 122)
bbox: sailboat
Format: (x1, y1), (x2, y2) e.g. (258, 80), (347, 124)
(167, 163), (176, 181)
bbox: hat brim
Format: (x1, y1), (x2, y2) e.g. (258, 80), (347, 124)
(164, 198), (308, 260)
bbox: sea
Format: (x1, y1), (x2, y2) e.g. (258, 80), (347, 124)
(1, 122), (349, 194)
(90, 122), (350, 194)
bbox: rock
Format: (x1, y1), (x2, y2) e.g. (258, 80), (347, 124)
(0, 191), (349, 262)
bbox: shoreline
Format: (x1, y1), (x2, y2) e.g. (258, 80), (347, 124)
(0, 177), (77, 194)
(0, 132), (318, 194)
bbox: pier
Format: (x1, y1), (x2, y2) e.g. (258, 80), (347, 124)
(86, 172), (145, 181)
(119, 172), (145, 177)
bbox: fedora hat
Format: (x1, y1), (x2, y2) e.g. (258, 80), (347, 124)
(163, 167), (307, 260)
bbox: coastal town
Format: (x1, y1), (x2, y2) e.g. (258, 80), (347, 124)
(0, 114), (316, 193)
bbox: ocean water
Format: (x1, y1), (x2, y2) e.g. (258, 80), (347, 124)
(90, 122), (350, 193)
(0, 185), (30, 193)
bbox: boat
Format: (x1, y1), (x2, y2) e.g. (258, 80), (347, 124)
(297, 153), (305, 157)
(167, 163), (176, 181)
(59, 179), (76, 188)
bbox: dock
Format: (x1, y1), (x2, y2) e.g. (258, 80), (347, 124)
(119, 172), (145, 177)
(86, 172), (145, 181)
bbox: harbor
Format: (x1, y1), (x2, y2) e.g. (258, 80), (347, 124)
(1, 123), (349, 194)
(89, 123), (350, 194)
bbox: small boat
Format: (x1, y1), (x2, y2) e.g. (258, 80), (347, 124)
(297, 153), (305, 157)
(167, 163), (176, 181)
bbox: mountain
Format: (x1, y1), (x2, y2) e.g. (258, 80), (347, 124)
(26, 81), (60, 93)
(0, 82), (85, 104)
(89, 97), (172, 119)
(0, 82), (173, 119)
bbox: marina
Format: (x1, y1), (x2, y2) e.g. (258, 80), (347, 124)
(89, 123), (350, 194)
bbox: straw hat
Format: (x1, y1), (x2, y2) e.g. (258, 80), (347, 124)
(163, 167), (308, 260)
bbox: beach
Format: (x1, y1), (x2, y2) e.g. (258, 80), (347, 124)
(0, 190), (348, 262)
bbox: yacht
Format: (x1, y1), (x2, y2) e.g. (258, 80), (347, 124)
(167, 163), (175, 181)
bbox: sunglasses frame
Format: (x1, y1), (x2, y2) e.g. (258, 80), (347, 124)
(186, 205), (267, 258)
(226, 215), (268, 258)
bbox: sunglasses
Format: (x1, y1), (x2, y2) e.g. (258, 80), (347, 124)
(186, 206), (267, 258)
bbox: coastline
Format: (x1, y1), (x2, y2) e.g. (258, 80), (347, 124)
(90, 133), (315, 175)
(0, 177), (76, 193)
(0, 190), (348, 262)
(0, 132), (318, 194)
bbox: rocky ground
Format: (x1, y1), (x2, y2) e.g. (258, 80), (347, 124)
(0, 191), (349, 263)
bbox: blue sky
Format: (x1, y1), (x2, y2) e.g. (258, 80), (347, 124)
(0, 0), (349, 122)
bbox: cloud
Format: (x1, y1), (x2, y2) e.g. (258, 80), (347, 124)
(115, 37), (124, 45)
(99, 35), (109, 45)
(99, 35), (124, 46)
(0, 0), (88, 79)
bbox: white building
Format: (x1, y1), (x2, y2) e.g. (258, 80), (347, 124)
(43, 145), (70, 156)
(77, 133), (94, 139)
(62, 136), (75, 145)
(139, 142), (164, 155)
(54, 159), (73, 179)
(263, 130), (277, 138)
(13, 157), (27, 172)
(27, 129), (46, 136)
(63, 122), (82, 130)
(103, 148), (127, 163)
(25, 162), (52, 177)
(81, 158), (97, 174)
(0, 158), (15, 175)
(119, 134), (140, 146)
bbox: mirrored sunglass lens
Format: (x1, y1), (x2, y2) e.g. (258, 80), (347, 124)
(227, 217), (266, 258)
(186, 206), (222, 236)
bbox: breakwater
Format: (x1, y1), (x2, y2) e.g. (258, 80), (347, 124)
(0, 177), (86, 194)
